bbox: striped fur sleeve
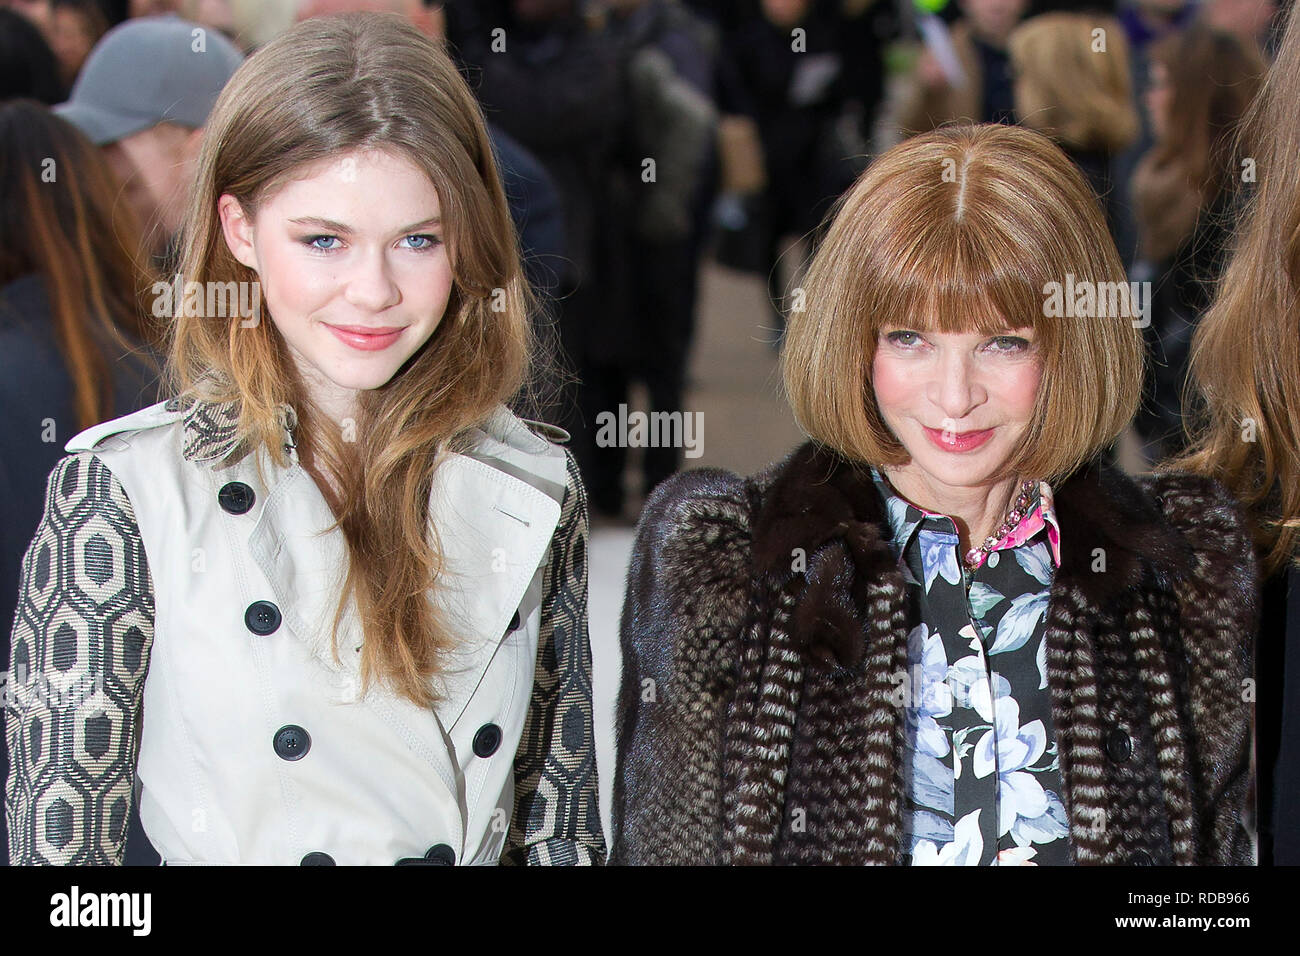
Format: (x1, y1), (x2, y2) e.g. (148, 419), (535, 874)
(5, 453), (154, 865)
(608, 467), (753, 865)
(501, 450), (605, 865)
(1143, 471), (1257, 864)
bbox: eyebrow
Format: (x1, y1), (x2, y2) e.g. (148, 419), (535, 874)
(287, 216), (441, 235)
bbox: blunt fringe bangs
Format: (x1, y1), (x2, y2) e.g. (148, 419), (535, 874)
(782, 123), (1144, 485)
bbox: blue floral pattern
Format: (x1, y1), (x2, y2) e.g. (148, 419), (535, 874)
(872, 467), (1070, 866)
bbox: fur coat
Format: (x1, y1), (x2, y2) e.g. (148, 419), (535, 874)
(610, 442), (1256, 865)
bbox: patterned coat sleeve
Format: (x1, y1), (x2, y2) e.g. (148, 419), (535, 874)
(5, 452), (154, 865)
(502, 450), (605, 864)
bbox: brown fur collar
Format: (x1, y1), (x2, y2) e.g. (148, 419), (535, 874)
(750, 441), (1196, 669)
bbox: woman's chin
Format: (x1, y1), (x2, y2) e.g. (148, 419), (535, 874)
(319, 365), (401, 393)
(906, 447), (1012, 490)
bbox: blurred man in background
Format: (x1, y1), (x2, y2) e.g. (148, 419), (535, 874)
(54, 14), (243, 269)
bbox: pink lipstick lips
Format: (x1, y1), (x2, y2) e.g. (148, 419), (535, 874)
(325, 323), (404, 351)
(923, 425), (994, 452)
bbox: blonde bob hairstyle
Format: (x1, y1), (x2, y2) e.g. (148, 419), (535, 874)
(167, 13), (535, 707)
(782, 123), (1143, 486)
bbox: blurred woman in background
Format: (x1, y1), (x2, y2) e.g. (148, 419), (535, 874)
(0, 99), (163, 861)
(0, 7), (65, 102)
(899, 0), (1030, 133)
(6, 0), (108, 88)
(1130, 24), (1264, 463)
(1009, 11), (1139, 238)
(0, 100), (163, 644)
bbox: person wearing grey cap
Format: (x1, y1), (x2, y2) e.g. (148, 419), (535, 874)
(55, 13), (242, 266)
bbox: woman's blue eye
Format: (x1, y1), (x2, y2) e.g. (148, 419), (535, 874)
(305, 235), (338, 251)
(402, 234), (441, 250)
(886, 330), (921, 346)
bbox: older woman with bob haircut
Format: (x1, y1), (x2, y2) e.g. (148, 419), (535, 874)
(610, 123), (1255, 866)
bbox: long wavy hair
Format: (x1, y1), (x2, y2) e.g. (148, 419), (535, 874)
(1165, 2), (1300, 578)
(1131, 25), (1263, 265)
(0, 100), (161, 431)
(168, 12), (536, 706)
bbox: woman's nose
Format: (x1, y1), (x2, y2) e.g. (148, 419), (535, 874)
(927, 354), (984, 421)
(343, 250), (401, 312)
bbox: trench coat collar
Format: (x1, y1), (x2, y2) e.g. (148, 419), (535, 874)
(174, 396), (564, 731)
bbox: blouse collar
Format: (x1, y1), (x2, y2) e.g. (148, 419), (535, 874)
(867, 465), (1063, 570)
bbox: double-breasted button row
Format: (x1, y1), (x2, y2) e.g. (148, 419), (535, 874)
(303, 845), (457, 865)
(222, 484), (286, 641)
(395, 843), (455, 865)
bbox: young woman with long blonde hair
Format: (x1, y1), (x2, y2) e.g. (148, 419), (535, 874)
(5, 12), (603, 866)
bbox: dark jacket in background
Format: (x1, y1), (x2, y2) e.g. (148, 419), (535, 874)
(1111, 1), (1199, 267)
(608, 0), (719, 246)
(447, 2), (622, 295)
(584, 0), (721, 504)
(488, 123), (567, 297)
(603, 0), (719, 341)
(1131, 192), (1234, 460)
(725, 1), (886, 240)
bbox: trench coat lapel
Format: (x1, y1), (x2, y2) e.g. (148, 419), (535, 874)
(244, 449), (560, 723)
(421, 452), (562, 731)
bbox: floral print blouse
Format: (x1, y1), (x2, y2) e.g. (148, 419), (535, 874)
(868, 466), (1072, 866)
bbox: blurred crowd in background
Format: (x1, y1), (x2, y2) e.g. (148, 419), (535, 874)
(0, 0), (1283, 858)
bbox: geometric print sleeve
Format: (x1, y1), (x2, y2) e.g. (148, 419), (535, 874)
(5, 452), (153, 865)
(502, 450), (606, 865)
